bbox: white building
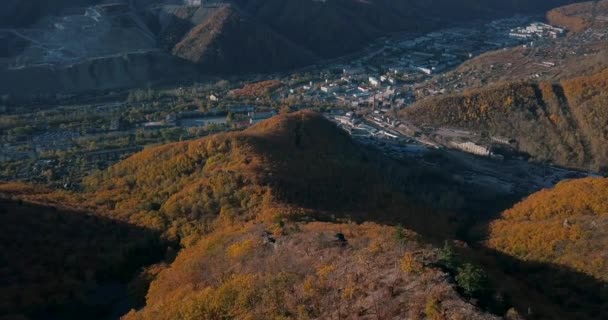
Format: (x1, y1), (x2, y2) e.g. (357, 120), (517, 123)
(416, 67), (432, 75)
(321, 84), (339, 94)
(369, 77), (380, 87)
(449, 141), (491, 157)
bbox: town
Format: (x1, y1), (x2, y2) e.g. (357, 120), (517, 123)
(0, 14), (600, 193)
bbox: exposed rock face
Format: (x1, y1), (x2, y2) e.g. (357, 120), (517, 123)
(0, 51), (195, 98)
(0, 0), (101, 28)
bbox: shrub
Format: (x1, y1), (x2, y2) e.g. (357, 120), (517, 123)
(401, 252), (424, 274)
(455, 263), (489, 297)
(425, 296), (444, 320)
(438, 241), (458, 270)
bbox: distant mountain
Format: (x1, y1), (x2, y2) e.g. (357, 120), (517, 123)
(170, 5), (316, 72)
(0, 0), (590, 98)
(401, 69), (608, 172)
(164, 0), (585, 68)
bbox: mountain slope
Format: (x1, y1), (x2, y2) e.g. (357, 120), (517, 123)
(401, 69), (608, 171)
(0, 111), (503, 319)
(487, 177), (608, 281)
(231, 0), (584, 58)
(171, 5), (316, 72)
(0, 0), (101, 28)
(481, 177), (608, 319)
(123, 222), (499, 320)
(70, 110), (464, 245)
(141, 0), (589, 74)
(0, 199), (164, 319)
(547, 0), (608, 33)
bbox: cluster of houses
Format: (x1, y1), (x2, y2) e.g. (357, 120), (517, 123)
(509, 22), (565, 40)
(282, 16), (549, 110)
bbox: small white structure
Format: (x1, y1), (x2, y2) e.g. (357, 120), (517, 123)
(449, 141), (491, 156)
(416, 67), (432, 75)
(369, 77), (380, 87)
(321, 84), (339, 94)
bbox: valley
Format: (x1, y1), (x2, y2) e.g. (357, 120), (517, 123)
(1, 1), (608, 320)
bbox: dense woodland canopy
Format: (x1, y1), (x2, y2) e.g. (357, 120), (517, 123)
(2, 0), (608, 318)
(402, 69), (608, 172)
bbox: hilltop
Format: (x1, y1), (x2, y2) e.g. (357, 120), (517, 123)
(401, 69), (608, 171)
(16, 110), (461, 242)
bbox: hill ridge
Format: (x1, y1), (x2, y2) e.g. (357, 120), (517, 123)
(401, 68), (608, 171)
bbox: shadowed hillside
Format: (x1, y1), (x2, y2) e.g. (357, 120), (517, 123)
(53, 110), (470, 245)
(171, 5), (316, 72)
(0, 199), (166, 319)
(476, 177), (608, 319)
(134, 0), (590, 74)
(401, 69), (608, 171)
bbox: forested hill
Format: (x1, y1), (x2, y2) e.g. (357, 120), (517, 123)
(31, 110), (464, 243)
(1, 111), (484, 256)
(488, 177), (608, 282)
(483, 177), (608, 319)
(1, 111), (504, 319)
(401, 69), (608, 172)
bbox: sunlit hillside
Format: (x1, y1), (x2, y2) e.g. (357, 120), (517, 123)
(402, 69), (608, 171)
(488, 177), (608, 281)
